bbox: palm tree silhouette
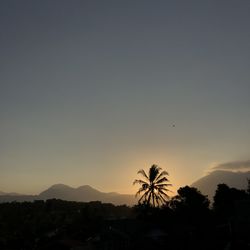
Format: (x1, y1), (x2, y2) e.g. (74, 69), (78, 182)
(133, 164), (171, 207)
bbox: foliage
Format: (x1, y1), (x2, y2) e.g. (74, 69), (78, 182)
(169, 186), (210, 224)
(247, 178), (250, 195)
(0, 199), (132, 249)
(0, 181), (250, 249)
(170, 186), (210, 210)
(133, 164), (171, 207)
(213, 183), (248, 220)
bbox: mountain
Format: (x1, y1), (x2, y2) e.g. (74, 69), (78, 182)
(38, 184), (135, 205)
(191, 170), (250, 200)
(0, 184), (136, 206)
(0, 191), (24, 196)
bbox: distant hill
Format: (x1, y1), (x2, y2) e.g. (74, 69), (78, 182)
(0, 191), (24, 196)
(0, 184), (136, 206)
(0, 195), (37, 203)
(191, 170), (250, 200)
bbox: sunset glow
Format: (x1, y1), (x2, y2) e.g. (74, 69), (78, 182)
(0, 1), (249, 197)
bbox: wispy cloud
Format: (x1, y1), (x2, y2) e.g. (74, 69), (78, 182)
(212, 160), (250, 171)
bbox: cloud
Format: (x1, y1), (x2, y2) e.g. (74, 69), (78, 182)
(212, 160), (250, 171)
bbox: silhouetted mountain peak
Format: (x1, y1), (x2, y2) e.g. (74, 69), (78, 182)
(77, 185), (99, 192)
(192, 170), (250, 200)
(0, 184), (136, 205)
(35, 184), (135, 205)
(49, 184), (73, 190)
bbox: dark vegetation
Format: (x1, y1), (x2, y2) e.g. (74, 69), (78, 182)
(0, 171), (250, 249)
(133, 164), (171, 206)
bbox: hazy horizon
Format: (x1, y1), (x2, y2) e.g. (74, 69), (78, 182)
(1, 0), (250, 195)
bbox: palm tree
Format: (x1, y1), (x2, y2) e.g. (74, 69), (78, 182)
(133, 164), (171, 207)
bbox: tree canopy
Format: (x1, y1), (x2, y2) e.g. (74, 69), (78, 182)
(133, 164), (171, 207)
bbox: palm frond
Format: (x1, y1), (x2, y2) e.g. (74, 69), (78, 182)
(138, 189), (150, 203)
(155, 183), (172, 188)
(149, 164), (161, 182)
(137, 169), (149, 180)
(157, 187), (171, 194)
(158, 189), (170, 199)
(133, 179), (149, 185)
(157, 192), (169, 204)
(155, 176), (170, 184)
(147, 192), (152, 205)
(138, 193), (146, 203)
(159, 189), (170, 199)
(155, 171), (169, 181)
(155, 195), (160, 207)
(135, 185), (148, 197)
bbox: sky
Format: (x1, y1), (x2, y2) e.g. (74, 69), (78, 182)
(0, 0), (250, 195)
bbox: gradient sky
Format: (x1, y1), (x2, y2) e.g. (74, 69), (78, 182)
(1, 0), (250, 195)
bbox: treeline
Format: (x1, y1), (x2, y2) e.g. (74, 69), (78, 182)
(0, 183), (250, 249)
(0, 200), (132, 249)
(134, 183), (250, 250)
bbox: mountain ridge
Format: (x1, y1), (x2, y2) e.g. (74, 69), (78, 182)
(0, 184), (136, 206)
(191, 170), (250, 200)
